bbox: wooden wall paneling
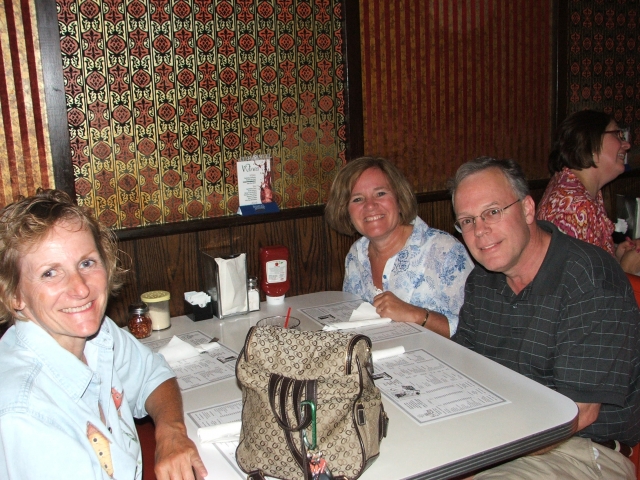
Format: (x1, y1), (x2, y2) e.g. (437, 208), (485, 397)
(132, 231), (200, 318)
(603, 171), (640, 219)
(34, 0), (75, 196)
(324, 225), (358, 291)
(343, 0), (364, 159)
(291, 216), (328, 295)
(554, 0), (568, 124)
(417, 199), (456, 236)
(106, 237), (139, 326)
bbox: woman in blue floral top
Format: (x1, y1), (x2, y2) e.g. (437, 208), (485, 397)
(326, 157), (474, 337)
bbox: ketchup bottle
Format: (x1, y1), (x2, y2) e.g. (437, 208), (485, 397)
(259, 245), (290, 305)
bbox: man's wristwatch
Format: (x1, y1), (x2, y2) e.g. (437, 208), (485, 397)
(420, 309), (430, 327)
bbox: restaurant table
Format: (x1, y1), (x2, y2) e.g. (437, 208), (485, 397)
(149, 292), (578, 480)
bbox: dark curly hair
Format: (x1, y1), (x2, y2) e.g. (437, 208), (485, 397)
(548, 110), (612, 174)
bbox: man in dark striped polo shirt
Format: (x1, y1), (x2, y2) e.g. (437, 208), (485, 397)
(449, 157), (639, 479)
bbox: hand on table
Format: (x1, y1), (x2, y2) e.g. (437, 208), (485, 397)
(146, 378), (208, 480)
(154, 423), (208, 480)
(619, 239), (640, 276)
(372, 291), (422, 323)
(372, 291), (451, 337)
(615, 237), (639, 262)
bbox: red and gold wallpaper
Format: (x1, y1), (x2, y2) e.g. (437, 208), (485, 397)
(57, 0), (347, 228)
(567, 0), (640, 146)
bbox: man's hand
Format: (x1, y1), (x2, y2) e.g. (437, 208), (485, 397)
(146, 379), (208, 480)
(527, 402), (598, 456)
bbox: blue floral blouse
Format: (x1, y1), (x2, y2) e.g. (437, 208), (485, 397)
(343, 216), (474, 336)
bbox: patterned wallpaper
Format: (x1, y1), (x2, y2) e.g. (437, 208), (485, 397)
(567, 0), (640, 146)
(0, 0), (54, 208)
(359, 0), (555, 189)
(57, 0), (347, 228)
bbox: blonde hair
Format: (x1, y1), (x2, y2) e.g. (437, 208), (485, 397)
(0, 189), (126, 326)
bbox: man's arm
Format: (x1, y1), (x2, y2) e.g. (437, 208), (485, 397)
(530, 402), (600, 456)
(575, 402), (601, 432)
(145, 378), (208, 480)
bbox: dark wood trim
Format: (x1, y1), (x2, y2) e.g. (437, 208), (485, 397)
(555, 0), (569, 128)
(34, 0), (75, 197)
(342, 0), (364, 160)
(115, 205), (327, 240)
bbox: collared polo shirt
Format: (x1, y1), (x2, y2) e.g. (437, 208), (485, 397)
(455, 221), (640, 445)
(0, 317), (175, 479)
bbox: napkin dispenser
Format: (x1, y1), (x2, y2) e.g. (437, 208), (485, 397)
(201, 250), (249, 319)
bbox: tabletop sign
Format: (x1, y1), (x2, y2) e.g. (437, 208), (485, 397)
(236, 154), (279, 216)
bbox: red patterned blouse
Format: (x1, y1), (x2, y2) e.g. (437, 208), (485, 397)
(536, 167), (615, 257)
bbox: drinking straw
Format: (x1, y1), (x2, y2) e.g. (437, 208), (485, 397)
(284, 307), (292, 328)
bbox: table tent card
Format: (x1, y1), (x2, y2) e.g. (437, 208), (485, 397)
(236, 154), (279, 216)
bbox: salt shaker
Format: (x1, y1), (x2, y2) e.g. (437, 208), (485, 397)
(128, 302), (152, 339)
(248, 276), (260, 311)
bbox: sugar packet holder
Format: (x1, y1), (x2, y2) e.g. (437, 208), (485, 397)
(184, 291), (214, 321)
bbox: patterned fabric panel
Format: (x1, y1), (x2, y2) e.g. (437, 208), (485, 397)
(567, 1), (640, 146)
(56, 0), (347, 228)
(0, 0), (54, 208)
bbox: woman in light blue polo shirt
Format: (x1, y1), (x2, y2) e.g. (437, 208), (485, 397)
(0, 190), (207, 480)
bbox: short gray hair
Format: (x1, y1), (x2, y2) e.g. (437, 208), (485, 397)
(448, 157), (530, 206)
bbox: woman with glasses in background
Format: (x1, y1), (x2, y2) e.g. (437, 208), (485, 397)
(537, 109), (640, 275)
(325, 157), (474, 338)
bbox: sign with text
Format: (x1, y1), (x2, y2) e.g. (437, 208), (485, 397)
(237, 154), (279, 216)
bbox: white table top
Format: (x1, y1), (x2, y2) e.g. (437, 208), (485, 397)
(151, 292), (578, 480)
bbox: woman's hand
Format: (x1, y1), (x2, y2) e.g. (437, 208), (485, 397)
(615, 237), (637, 262)
(154, 422), (207, 480)
(372, 291), (451, 337)
(146, 379), (208, 480)
(619, 239), (640, 275)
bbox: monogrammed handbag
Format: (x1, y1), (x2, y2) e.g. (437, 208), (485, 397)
(235, 325), (388, 480)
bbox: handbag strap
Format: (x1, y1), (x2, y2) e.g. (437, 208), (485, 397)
(268, 374), (317, 432)
(268, 374), (317, 476)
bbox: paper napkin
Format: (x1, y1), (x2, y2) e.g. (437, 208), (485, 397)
(323, 318), (392, 331)
(197, 421), (242, 444)
(349, 302), (380, 321)
(158, 336), (200, 365)
(371, 346), (405, 362)
(195, 342), (220, 353)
